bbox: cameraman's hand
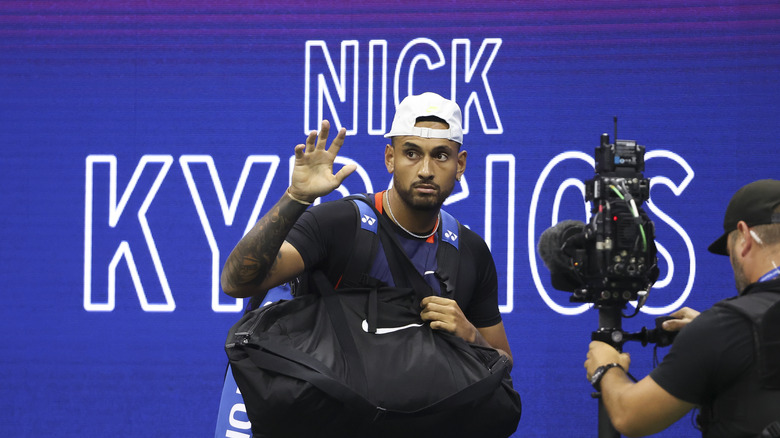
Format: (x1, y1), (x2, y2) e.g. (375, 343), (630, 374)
(288, 120), (356, 203)
(661, 307), (700, 332)
(585, 341), (631, 380)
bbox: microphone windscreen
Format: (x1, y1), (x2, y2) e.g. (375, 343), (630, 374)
(537, 220), (586, 292)
(537, 220), (585, 271)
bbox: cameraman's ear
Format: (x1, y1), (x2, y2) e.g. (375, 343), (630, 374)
(736, 221), (754, 257)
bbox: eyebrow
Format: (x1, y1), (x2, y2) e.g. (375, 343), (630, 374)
(400, 141), (456, 154)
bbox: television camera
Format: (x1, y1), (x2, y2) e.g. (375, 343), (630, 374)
(537, 119), (677, 436)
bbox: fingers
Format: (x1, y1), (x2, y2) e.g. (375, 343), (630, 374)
(420, 296), (460, 329)
(420, 296), (459, 317)
(419, 301), (450, 322)
(587, 341), (621, 362)
(303, 120), (330, 153)
(428, 320), (449, 332)
(618, 351), (632, 371)
(588, 340), (607, 354)
(585, 341), (631, 378)
(304, 129), (318, 153)
(303, 120), (347, 156)
(328, 127), (347, 154)
(315, 119), (331, 150)
(420, 309), (449, 324)
(294, 143), (305, 159)
(421, 310), (454, 335)
(334, 164), (357, 184)
(420, 295), (452, 306)
(662, 307), (700, 331)
(662, 318), (688, 332)
(669, 306), (699, 319)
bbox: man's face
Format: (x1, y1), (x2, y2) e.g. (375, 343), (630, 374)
(728, 231), (750, 292)
(385, 120), (466, 211)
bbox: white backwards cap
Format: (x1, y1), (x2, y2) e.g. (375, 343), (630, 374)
(384, 92), (463, 145)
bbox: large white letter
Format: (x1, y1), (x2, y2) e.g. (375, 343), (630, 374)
(84, 155), (175, 312)
(392, 38), (446, 106)
(452, 38), (503, 135)
(367, 40), (388, 135)
(637, 150), (696, 315)
(305, 40), (359, 135)
(529, 151), (593, 316)
(179, 155), (280, 313)
(485, 154), (515, 313)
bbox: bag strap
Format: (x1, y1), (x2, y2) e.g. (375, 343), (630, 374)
(436, 209), (460, 296)
(312, 270), (371, 397)
(351, 192), (457, 298)
(717, 290), (780, 389)
(375, 214), (436, 300)
(341, 192), (461, 297)
(336, 193), (381, 289)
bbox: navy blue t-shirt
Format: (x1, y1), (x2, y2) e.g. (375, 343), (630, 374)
(285, 194), (502, 329)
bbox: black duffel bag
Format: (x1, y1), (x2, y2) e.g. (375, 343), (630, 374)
(225, 270), (521, 438)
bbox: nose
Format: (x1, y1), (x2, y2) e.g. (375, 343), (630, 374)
(418, 155), (433, 179)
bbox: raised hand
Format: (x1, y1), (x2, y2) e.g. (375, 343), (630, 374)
(288, 120), (357, 203)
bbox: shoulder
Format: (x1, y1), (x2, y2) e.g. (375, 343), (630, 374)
(297, 196), (362, 225)
(660, 304), (754, 368)
(287, 196), (364, 273)
(678, 304), (752, 343)
(311, 195), (362, 215)
(454, 222), (493, 259)
(650, 301), (754, 403)
(717, 287), (780, 319)
(289, 195), (365, 243)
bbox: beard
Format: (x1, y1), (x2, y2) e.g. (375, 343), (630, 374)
(730, 249), (750, 293)
(394, 180), (453, 212)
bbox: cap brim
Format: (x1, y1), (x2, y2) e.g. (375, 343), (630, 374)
(707, 232), (729, 255)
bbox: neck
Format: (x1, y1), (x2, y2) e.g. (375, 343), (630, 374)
(384, 189), (439, 235)
(747, 249), (780, 284)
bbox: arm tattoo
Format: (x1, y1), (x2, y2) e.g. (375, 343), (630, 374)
(221, 194), (307, 292)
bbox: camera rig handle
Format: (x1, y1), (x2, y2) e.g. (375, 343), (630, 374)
(591, 310), (678, 349)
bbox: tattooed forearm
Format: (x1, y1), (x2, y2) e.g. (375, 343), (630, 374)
(220, 193), (308, 297)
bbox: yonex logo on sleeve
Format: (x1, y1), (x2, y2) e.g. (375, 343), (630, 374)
(362, 214), (376, 226)
(444, 229), (458, 242)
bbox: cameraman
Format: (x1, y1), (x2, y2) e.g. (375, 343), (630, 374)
(584, 179), (780, 438)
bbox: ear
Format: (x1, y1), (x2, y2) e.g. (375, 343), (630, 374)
(736, 221), (754, 257)
(384, 144), (395, 173)
(456, 150), (467, 181)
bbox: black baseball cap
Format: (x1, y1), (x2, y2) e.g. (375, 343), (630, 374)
(708, 179), (780, 255)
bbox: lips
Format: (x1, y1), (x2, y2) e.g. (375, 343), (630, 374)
(413, 183), (438, 194)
